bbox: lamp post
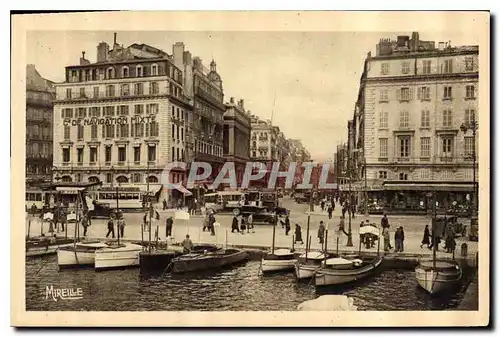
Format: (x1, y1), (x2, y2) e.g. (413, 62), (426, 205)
(460, 120), (478, 233)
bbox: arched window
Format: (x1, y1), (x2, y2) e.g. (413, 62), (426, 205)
(88, 176), (100, 183)
(107, 67), (114, 79)
(147, 176), (158, 183)
(116, 175), (129, 184)
(122, 66), (129, 78)
(151, 64), (158, 76)
(61, 175), (73, 182)
(136, 65), (143, 77)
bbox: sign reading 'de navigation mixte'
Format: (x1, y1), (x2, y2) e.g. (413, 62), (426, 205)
(62, 115), (157, 127)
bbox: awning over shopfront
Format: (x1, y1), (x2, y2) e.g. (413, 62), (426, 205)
(383, 183), (474, 192)
(174, 184), (193, 196)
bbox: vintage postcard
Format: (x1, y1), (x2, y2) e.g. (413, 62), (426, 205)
(11, 11), (490, 327)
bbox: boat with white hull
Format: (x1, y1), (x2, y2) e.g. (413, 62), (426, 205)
(94, 243), (143, 271)
(415, 259), (462, 295)
(295, 251), (329, 280)
(261, 248), (297, 273)
(57, 240), (109, 268)
(315, 256), (384, 286)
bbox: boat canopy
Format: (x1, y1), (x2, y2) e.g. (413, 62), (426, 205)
(360, 225), (380, 236)
(273, 249), (294, 256)
(300, 251), (326, 259)
(325, 257), (354, 266)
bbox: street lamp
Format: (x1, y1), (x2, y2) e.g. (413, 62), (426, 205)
(460, 120), (478, 235)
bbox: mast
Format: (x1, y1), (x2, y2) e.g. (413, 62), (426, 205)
(305, 213), (310, 262)
(432, 192), (437, 270)
(116, 186), (120, 245)
(271, 214), (276, 255)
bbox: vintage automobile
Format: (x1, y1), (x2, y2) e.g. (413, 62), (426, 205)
(88, 201), (113, 219)
(233, 205), (286, 224)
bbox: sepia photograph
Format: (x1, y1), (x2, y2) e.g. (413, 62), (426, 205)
(11, 10), (490, 327)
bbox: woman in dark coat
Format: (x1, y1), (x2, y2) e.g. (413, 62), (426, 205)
(294, 224), (304, 244)
(420, 225), (431, 248)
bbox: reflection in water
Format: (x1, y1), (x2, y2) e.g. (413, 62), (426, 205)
(26, 256), (473, 311)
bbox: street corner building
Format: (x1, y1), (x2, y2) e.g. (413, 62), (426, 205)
(341, 32), (479, 214)
(52, 34), (226, 207)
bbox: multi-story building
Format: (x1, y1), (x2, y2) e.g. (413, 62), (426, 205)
(249, 116), (277, 162)
(351, 32), (478, 212)
(172, 42), (226, 187)
(52, 34), (192, 205)
(223, 97), (251, 187)
(26, 65), (56, 187)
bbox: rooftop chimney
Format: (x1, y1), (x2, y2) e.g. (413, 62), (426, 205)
(114, 32), (117, 46)
(79, 51), (90, 65)
(438, 42), (445, 51)
(230, 97), (235, 104)
(239, 99), (244, 109)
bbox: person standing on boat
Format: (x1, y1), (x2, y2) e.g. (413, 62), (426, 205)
(420, 225), (431, 249)
(106, 215), (115, 239)
(231, 215), (240, 233)
(181, 234), (194, 253)
(318, 221), (326, 244)
(166, 216), (173, 238)
(294, 224), (304, 244)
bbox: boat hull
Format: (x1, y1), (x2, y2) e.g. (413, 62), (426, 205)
(172, 249), (248, 273)
(57, 249), (95, 267)
(415, 264), (462, 295)
(315, 257), (383, 286)
(94, 243), (143, 271)
(295, 264), (320, 279)
(261, 259), (298, 273)
(26, 238), (75, 257)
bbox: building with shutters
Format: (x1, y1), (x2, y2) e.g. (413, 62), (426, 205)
(52, 33), (192, 206)
(349, 32), (479, 213)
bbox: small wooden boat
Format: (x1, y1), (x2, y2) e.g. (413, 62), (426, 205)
(171, 248), (248, 273)
(415, 259), (462, 295)
(314, 255), (384, 286)
(26, 236), (75, 257)
(94, 242), (143, 271)
(57, 240), (109, 268)
(261, 248), (297, 273)
(295, 251), (329, 279)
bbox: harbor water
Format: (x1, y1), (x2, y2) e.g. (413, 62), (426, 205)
(26, 257), (476, 311)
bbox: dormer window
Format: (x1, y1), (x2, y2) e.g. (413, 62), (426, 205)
(137, 65), (143, 77)
(122, 66), (129, 78)
(107, 67), (114, 79)
(151, 64), (158, 76)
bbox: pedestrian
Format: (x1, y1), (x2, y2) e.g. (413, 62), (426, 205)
(231, 215), (240, 233)
(81, 213), (91, 237)
(294, 224), (304, 244)
(428, 229), (441, 251)
(351, 204), (356, 219)
(106, 216), (115, 239)
(321, 200), (325, 211)
(332, 199), (336, 211)
(399, 226), (405, 252)
(181, 234), (194, 254)
(166, 216), (173, 237)
(342, 204), (347, 219)
(383, 227), (391, 252)
(394, 227), (403, 252)
(445, 223), (456, 253)
(318, 221), (326, 244)
(240, 217), (246, 234)
(327, 204), (333, 220)
(118, 216), (126, 238)
(420, 225), (431, 248)
(209, 214), (216, 236)
(281, 215), (291, 235)
(247, 213), (254, 233)
(163, 199), (167, 211)
(30, 203), (37, 217)
(177, 198), (183, 210)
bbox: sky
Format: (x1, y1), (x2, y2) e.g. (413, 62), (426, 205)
(26, 30), (480, 162)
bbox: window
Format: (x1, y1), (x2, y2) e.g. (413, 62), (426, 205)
(148, 145), (156, 161)
(171, 106), (175, 117)
(150, 82), (159, 94)
(401, 62), (410, 74)
(399, 87), (411, 101)
(90, 107), (100, 117)
(105, 85), (115, 97)
(134, 147), (141, 162)
(422, 60), (431, 75)
(90, 147), (97, 163)
(420, 137), (430, 158)
(136, 66), (143, 77)
(420, 169), (430, 180)
(121, 84), (130, 96)
(134, 83), (144, 95)
(177, 148), (180, 161)
(77, 125), (84, 140)
(77, 107), (86, 118)
(442, 137), (453, 157)
(151, 64), (158, 76)
(107, 68), (114, 79)
(378, 171), (388, 179)
(66, 88), (72, 99)
(181, 128), (184, 141)
(172, 124), (175, 139)
(122, 67), (129, 78)
(443, 59), (453, 73)
(146, 121), (159, 137)
(62, 108), (73, 118)
(79, 88), (86, 98)
(381, 63), (389, 75)
(118, 105), (129, 116)
(132, 173), (142, 183)
(91, 125), (98, 139)
(77, 148), (84, 163)
(399, 137), (411, 158)
(106, 173), (112, 183)
(131, 123), (144, 137)
(417, 86), (430, 100)
(379, 138), (388, 158)
(421, 109), (430, 128)
(464, 137), (474, 157)
(465, 57), (474, 71)
(465, 109), (475, 125)
(379, 89), (389, 102)
(105, 146), (112, 162)
(171, 146), (175, 161)
(103, 106), (115, 117)
(443, 86), (452, 99)
(118, 124), (129, 138)
(399, 173), (408, 180)
(62, 148), (70, 162)
(252, 151), (256, 157)
(379, 110), (388, 129)
(465, 85), (476, 99)
(93, 87), (99, 98)
(146, 103), (158, 114)
(442, 109), (453, 127)
(118, 147), (126, 162)
(103, 124), (115, 138)
(134, 104), (144, 114)
(64, 125), (70, 140)
(399, 110), (409, 128)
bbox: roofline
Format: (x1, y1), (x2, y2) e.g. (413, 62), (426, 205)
(368, 47), (479, 61)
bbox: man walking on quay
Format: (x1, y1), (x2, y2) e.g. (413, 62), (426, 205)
(394, 226), (405, 252)
(162, 199), (167, 211)
(381, 213), (393, 250)
(106, 215), (115, 239)
(166, 216), (173, 238)
(327, 204), (333, 220)
(281, 214), (291, 235)
(231, 215), (240, 233)
(318, 221), (326, 244)
(118, 215), (126, 238)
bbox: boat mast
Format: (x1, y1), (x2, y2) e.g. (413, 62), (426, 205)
(116, 185), (120, 245)
(305, 213), (310, 262)
(74, 191), (79, 249)
(271, 214), (276, 255)
(147, 160), (152, 254)
(432, 192), (437, 270)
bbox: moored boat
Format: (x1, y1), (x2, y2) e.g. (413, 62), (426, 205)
(295, 251), (329, 279)
(26, 236), (75, 257)
(57, 240), (109, 268)
(171, 248), (248, 273)
(94, 242), (143, 271)
(314, 255), (384, 286)
(261, 248), (297, 273)
(415, 259), (462, 295)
